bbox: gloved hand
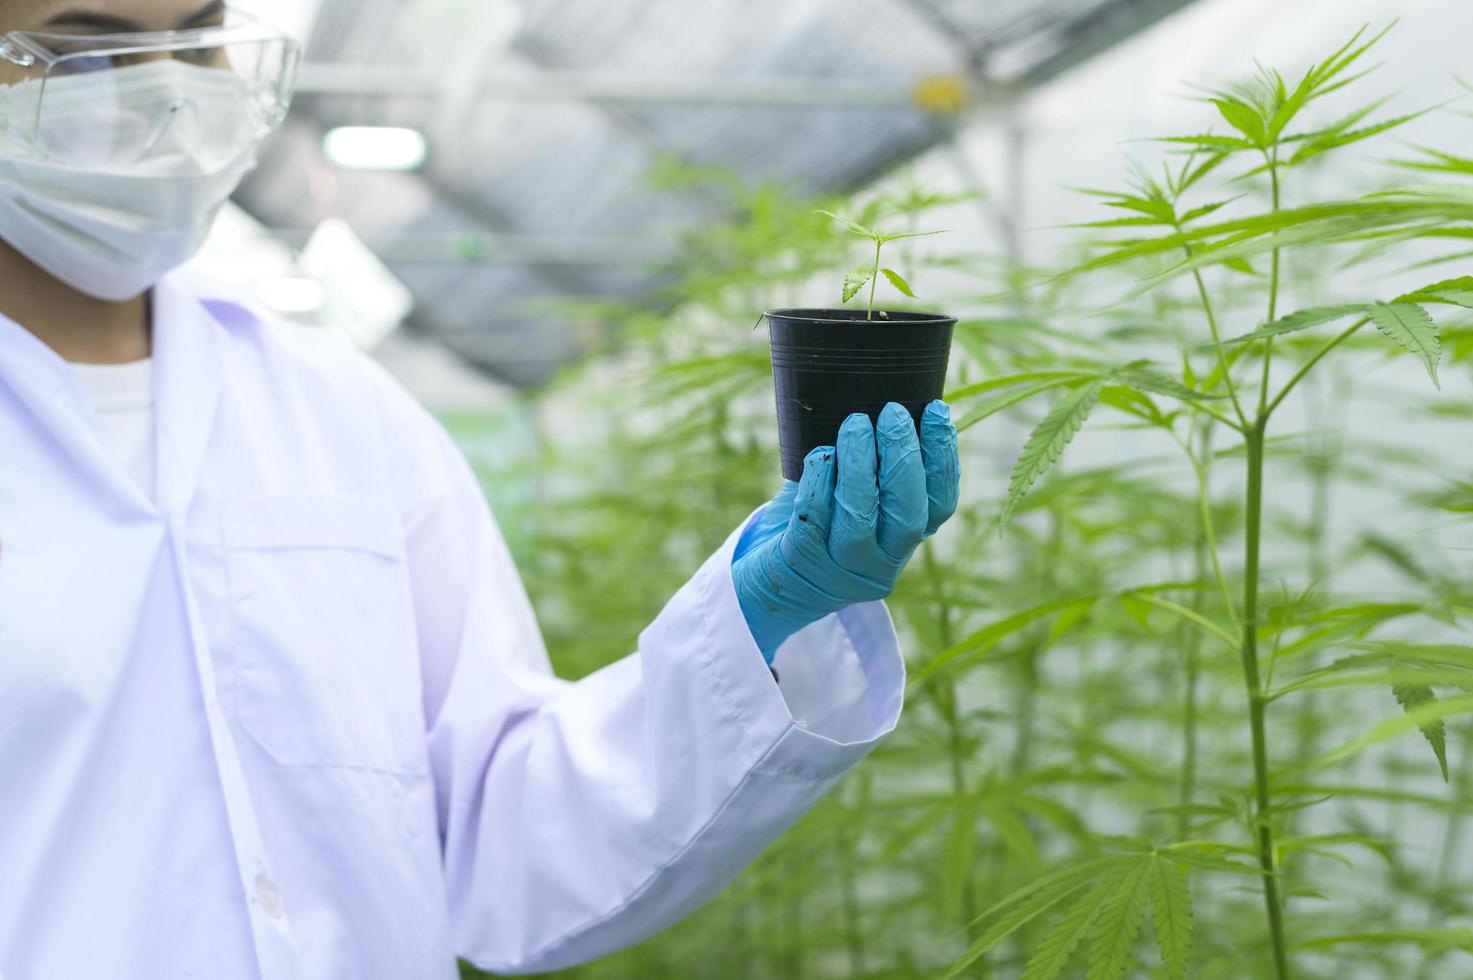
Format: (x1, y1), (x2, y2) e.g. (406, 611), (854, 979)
(733, 400), (961, 664)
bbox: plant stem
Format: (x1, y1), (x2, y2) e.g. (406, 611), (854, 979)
(1012, 512), (1061, 780)
(1243, 418), (1291, 978)
(837, 777), (868, 976)
(923, 542), (978, 940)
(1178, 227), (1249, 429)
(1192, 400), (1246, 433)
(1191, 268), (1250, 428)
(1258, 155), (1282, 419)
(867, 239), (881, 321)
(1174, 430), (1240, 631)
(1265, 317), (1367, 417)
(1416, 729), (1473, 980)
(1177, 422), (1214, 840)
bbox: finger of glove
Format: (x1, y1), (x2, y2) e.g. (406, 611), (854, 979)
(782, 446), (836, 566)
(757, 479), (800, 535)
(828, 413), (886, 574)
(735, 481), (795, 561)
(875, 402), (927, 560)
(921, 400), (961, 537)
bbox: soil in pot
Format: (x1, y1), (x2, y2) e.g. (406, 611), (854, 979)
(765, 308), (955, 482)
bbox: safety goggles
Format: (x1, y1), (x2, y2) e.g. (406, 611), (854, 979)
(0, 9), (299, 166)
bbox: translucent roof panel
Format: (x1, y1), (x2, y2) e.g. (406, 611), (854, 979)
(235, 0), (1203, 387)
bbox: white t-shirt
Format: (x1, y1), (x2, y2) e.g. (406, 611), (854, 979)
(70, 358), (156, 503)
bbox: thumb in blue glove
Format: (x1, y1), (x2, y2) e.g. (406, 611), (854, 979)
(732, 400), (961, 663)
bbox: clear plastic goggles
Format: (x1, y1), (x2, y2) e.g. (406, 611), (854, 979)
(0, 9), (299, 167)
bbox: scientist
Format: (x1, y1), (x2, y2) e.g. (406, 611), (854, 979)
(0, 1), (961, 977)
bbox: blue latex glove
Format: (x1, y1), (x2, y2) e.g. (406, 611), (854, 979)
(733, 400), (961, 663)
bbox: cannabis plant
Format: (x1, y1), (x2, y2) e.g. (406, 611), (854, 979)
(936, 22), (1473, 979)
(815, 208), (949, 318)
(454, 22), (1473, 980)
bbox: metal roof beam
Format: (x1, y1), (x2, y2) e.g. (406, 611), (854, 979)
(1019, 0), (1204, 87)
(294, 64), (981, 109)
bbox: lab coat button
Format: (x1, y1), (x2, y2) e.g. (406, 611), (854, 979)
(254, 872), (285, 920)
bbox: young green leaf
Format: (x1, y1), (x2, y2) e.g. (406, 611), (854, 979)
(1178, 151), (1229, 194)
(1022, 877), (1116, 980)
(1287, 106), (1435, 169)
(1149, 857), (1192, 980)
(1213, 98), (1266, 146)
(1100, 194), (1177, 223)
(1156, 133), (1256, 152)
(1218, 304), (1369, 347)
(878, 228), (951, 243)
(880, 267), (916, 298)
(1367, 301), (1441, 388)
(815, 208), (876, 239)
(1179, 198), (1240, 224)
(1392, 684), (1449, 782)
(1001, 381), (1104, 528)
(842, 266), (874, 303)
(1087, 860), (1152, 980)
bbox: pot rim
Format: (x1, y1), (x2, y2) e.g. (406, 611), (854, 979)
(764, 307), (956, 326)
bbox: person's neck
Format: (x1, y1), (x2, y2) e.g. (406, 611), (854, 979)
(0, 241), (151, 364)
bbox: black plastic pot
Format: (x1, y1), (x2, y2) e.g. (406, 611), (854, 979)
(765, 308), (956, 482)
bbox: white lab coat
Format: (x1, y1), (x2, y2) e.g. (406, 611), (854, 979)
(0, 269), (905, 979)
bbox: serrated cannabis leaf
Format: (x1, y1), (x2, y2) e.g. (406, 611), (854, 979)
(1316, 695), (1473, 772)
(1294, 928), (1473, 953)
(1087, 861), (1151, 980)
(842, 266), (874, 303)
(1149, 857), (1192, 980)
(1367, 301), (1441, 388)
(916, 596), (1101, 683)
(1401, 275), (1473, 308)
(1022, 878), (1115, 980)
(1219, 304), (1369, 346)
(1001, 381), (1104, 528)
(880, 267), (915, 298)
(1112, 364), (1224, 402)
(942, 859), (1124, 979)
(1392, 684), (1449, 781)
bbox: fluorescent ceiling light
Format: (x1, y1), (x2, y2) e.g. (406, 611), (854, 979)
(322, 126), (428, 171)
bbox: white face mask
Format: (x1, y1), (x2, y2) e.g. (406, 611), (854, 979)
(0, 60), (262, 301)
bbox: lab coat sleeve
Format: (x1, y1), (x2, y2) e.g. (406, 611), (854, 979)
(384, 394), (905, 974)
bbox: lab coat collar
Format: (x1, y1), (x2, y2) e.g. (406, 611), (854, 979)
(0, 289), (136, 512)
(0, 268), (255, 519)
(151, 269), (233, 517)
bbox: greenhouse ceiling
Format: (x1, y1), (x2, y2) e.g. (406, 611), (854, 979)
(235, 0), (1202, 387)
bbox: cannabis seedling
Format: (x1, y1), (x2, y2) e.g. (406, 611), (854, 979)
(815, 209), (949, 320)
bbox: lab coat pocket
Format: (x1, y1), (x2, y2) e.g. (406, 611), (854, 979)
(222, 493), (427, 776)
